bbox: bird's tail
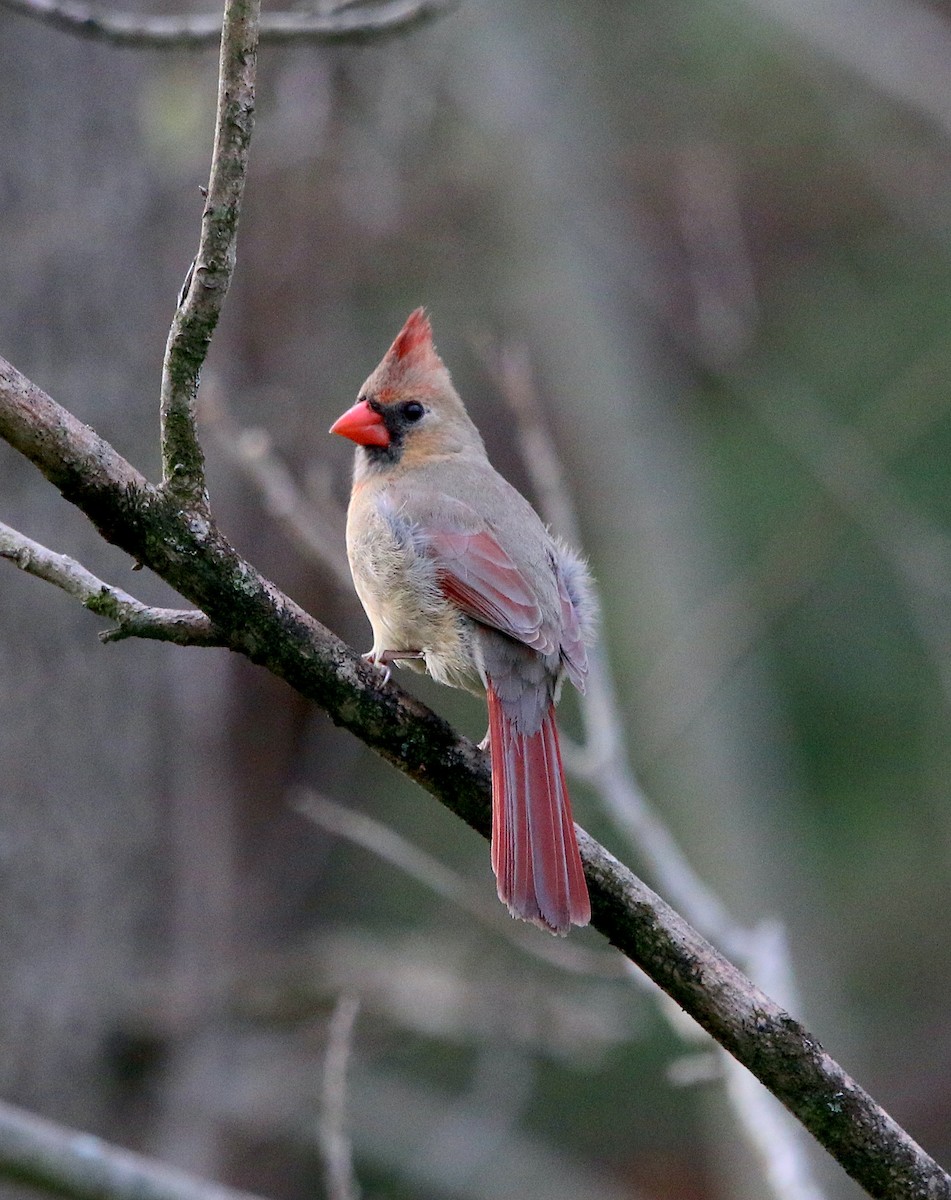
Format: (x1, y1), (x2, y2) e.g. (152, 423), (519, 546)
(487, 683), (590, 935)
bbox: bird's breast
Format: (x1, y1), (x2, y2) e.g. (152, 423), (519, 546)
(345, 491), (484, 693)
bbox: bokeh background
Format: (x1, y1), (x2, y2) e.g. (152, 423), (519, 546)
(2, 1), (951, 1197)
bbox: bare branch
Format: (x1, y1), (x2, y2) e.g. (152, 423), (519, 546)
(0, 1097), (266, 1200)
(0, 520), (223, 646)
(1, 358), (948, 1200)
(158, 0), (260, 506)
(320, 994), (362, 1200)
(0, 0), (457, 49)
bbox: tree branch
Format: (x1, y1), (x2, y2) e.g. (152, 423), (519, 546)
(158, 0), (259, 506)
(1, 357), (948, 1200)
(0, 519), (223, 645)
(0, 1098), (266, 1200)
(0, 0), (457, 49)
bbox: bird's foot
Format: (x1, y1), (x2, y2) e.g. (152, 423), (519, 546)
(362, 648), (424, 687)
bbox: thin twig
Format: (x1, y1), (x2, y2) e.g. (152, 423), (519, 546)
(158, 0), (260, 506)
(320, 994), (362, 1200)
(0, 0), (458, 48)
(0, 1098), (266, 1200)
(0, 519), (223, 645)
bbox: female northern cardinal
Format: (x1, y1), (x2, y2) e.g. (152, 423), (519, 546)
(330, 309), (596, 934)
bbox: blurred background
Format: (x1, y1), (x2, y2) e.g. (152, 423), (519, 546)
(2, 0), (951, 1197)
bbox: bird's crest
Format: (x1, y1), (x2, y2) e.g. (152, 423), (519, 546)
(385, 308), (442, 374)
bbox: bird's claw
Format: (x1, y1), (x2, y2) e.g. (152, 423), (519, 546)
(362, 650), (392, 686)
(362, 648), (424, 687)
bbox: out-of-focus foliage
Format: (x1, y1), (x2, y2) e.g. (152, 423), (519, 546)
(1, 1), (950, 1198)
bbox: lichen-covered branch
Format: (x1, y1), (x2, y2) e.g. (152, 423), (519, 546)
(0, 0), (457, 48)
(0, 1097), (266, 1200)
(0, 354), (948, 1200)
(158, 0), (259, 506)
(0, 519), (222, 645)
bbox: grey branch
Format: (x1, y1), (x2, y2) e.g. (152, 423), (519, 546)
(0, 1097), (266, 1200)
(158, 0), (260, 506)
(1, 356), (949, 1200)
(0, 520), (223, 645)
(0, 0), (457, 48)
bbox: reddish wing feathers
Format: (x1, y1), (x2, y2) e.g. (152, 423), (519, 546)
(488, 683), (590, 933)
(424, 522), (590, 931)
(425, 526), (557, 655)
(343, 309), (592, 934)
(426, 519), (590, 929)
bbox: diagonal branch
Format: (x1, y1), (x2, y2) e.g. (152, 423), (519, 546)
(0, 519), (223, 645)
(0, 0), (457, 49)
(0, 355), (948, 1200)
(158, 0), (259, 507)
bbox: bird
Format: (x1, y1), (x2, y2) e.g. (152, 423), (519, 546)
(330, 309), (596, 934)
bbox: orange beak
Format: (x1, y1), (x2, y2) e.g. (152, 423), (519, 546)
(330, 399), (390, 448)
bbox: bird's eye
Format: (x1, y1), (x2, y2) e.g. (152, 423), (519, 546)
(403, 401), (425, 422)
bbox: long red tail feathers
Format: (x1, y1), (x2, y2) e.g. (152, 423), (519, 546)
(487, 684), (590, 935)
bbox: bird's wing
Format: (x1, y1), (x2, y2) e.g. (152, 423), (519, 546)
(382, 491), (557, 655)
(426, 523), (560, 656)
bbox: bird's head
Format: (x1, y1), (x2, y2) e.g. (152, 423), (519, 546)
(330, 309), (483, 467)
